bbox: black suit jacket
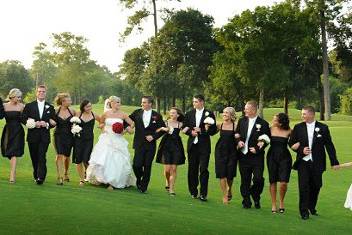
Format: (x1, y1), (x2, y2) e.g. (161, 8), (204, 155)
(129, 109), (165, 150)
(236, 116), (271, 159)
(289, 121), (339, 172)
(0, 98), (4, 119)
(22, 101), (56, 143)
(183, 109), (217, 154)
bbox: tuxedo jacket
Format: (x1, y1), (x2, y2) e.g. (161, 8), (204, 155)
(129, 109), (165, 150)
(22, 101), (56, 144)
(183, 109), (217, 154)
(235, 116), (271, 159)
(0, 98), (4, 119)
(289, 121), (339, 172)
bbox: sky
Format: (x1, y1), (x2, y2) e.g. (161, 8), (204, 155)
(0, 0), (283, 72)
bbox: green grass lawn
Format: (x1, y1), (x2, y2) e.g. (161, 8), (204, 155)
(0, 106), (351, 235)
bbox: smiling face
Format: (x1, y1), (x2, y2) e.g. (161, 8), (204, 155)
(141, 98), (152, 111)
(192, 98), (204, 110)
(62, 96), (72, 108)
(36, 87), (46, 101)
(110, 99), (121, 110)
(244, 103), (257, 118)
(83, 102), (92, 113)
(301, 109), (315, 123)
(222, 109), (231, 121)
(10, 95), (22, 104)
(169, 108), (179, 121)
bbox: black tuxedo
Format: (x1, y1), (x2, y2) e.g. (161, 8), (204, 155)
(183, 108), (217, 197)
(0, 98), (4, 119)
(129, 108), (165, 192)
(22, 101), (55, 181)
(289, 121), (339, 216)
(236, 116), (270, 206)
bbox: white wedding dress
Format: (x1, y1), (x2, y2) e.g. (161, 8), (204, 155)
(344, 184), (352, 210)
(86, 118), (135, 188)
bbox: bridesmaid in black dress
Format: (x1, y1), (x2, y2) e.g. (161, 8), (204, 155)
(1, 88), (25, 183)
(156, 107), (185, 196)
(73, 100), (100, 186)
(54, 93), (76, 185)
(267, 113), (297, 213)
(215, 107), (238, 204)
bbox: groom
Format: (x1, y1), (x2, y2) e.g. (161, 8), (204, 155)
(22, 85), (56, 185)
(183, 95), (217, 201)
(236, 100), (270, 209)
(289, 106), (339, 220)
(129, 96), (165, 193)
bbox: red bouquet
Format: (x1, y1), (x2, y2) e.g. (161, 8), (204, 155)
(112, 122), (124, 134)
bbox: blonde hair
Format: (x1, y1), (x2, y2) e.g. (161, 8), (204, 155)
(7, 88), (22, 100)
(54, 93), (71, 106)
(223, 107), (236, 122)
(106, 96), (121, 109)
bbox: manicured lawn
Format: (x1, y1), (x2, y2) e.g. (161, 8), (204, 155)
(0, 107), (351, 234)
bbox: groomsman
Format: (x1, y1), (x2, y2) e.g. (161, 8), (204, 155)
(183, 95), (217, 201)
(289, 106), (339, 220)
(236, 100), (270, 209)
(129, 96), (165, 193)
(22, 85), (56, 184)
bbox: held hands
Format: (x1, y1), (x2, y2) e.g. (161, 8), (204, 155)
(303, 147), (311, 156)
(145, 135), (154, 142)
(205, 124), (210, 131)
(237, 141), (245, 149)
(291, 142), (300, 151)
(49, 119), (56, 127)
(257, 141), (264, 149)
(249, 147), (257, 154)
(35, 121), (48, 128)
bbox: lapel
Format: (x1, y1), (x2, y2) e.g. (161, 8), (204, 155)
(190, 109), (196, 127)
(242, 117), (249, 140)
(199, 109), (206, 126)
(33, 101), (41, 120)
(311, 121), (319, 149)
(248, 117), (259, 140)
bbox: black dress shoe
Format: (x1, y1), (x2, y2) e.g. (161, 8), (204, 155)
(199, 195), (207, 202)
(254, 201), (261, 209)
(243, 204), (251, 209)
(36, 179), (44, 185)
(191, 195), (198, 199)
(310, 209), (318, 216)
(301, 214), (309, 220)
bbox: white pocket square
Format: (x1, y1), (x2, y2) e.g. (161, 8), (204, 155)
(317, 134), (322, 138)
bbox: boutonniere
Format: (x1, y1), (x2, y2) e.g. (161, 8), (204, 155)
(45, 104), (50, 109)
(205, 111), (209, 117)
(315, 127), (320, 133)
(256, 124), (261, 131)
(152, 115), (157, 123)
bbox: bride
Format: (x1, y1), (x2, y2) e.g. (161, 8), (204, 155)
(86, 96), (135, 189)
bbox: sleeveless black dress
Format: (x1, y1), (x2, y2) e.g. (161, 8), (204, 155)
(73, 113), (95, 164)
(156, 122), (185, 165)
(215, 123), (238, 179)
(1, 111), (25, 158)
(54, 108), (74, 157)
(266, 136), (292, 183)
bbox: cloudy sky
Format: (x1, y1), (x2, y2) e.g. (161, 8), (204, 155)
(0, 0), (283, 72)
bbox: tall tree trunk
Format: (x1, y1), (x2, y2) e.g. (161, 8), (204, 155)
(172, 96), (176, 107)
(156, 97), (161, 113)
(320, 9), (331, 120)
(258, 89), (264, 118)
(182, 96), (186, 113)
(319, 80), (325, 120)
(163, 97), (167, 115)
(284, 94), (289, 115)
(152, 0), (158, 36)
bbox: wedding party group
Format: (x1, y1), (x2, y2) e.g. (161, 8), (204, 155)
(0, 85), (351, 220)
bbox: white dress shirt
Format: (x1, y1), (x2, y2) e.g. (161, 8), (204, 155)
(242, 116), (258, 155)
(143, 109), (152, 128)
(303, 121), (316, 161)
(193, 108), (204, 144)
(37, 100), (45, 119)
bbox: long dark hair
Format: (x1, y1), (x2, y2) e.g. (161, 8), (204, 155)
(276, 113), (290, 130)
(170, 107), (185, 122)
(80, 100), (90, 113)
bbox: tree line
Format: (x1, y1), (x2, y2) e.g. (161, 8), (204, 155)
(0, 0), (351, 119)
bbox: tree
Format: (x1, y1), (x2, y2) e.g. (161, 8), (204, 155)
(0, 60), (32, 98)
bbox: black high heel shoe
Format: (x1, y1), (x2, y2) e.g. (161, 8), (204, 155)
(279, 208), (285, 213)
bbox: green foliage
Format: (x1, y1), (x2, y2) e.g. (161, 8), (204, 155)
(339, 87), (352, 114)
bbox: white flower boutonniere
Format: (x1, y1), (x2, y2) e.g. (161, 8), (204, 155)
(205, 111), (209, 117)
(315, 127), (320, 133)
(45, 105), (50, 109)
(256, 124), (261, 131)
